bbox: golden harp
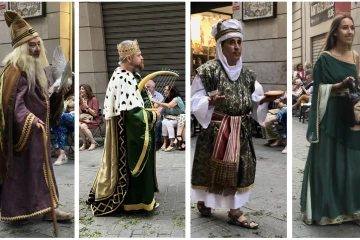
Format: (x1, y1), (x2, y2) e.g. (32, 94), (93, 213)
(138, 69), (179, 111)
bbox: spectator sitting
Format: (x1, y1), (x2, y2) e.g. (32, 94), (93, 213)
(292, 78), (304, 104)
(293, 63), (305, 82)
(151, 85), (185, 152)
(53, 94), (75, 165)
(264, 107), (287, 154)
(293, 73), (314, 117)
(304, 61), (313, 74)
(175, 113), (186, 150)
(145, 80), (164, 151)
(79, 84), (101, 151)
(262, 93), (287, 147)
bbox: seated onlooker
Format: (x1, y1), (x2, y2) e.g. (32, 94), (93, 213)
(304, 61), (312, 73)
(151, 85), (185, 152)
(79, 84), (101, 151)
(293, 73), (313, 116)
(175, 113), (186, 150)
(293, 63), (305, 82)
(145, 80), (164, 151)
(262, 94), (287, 147)
(53, 94), (75, 165)
(264, 107), (287, 154)
(292, 78), (304, 104)
(262, 112), (283, 147)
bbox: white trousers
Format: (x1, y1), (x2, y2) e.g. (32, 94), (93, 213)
(162, 118), (177, 139)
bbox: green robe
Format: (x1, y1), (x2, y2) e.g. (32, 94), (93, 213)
(88, 71), (158, 216)
(191, 60), (256, 193)
(300, 51), (360, 225)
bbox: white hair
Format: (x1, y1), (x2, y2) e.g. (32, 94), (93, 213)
(146, 79), (155, 87)
(2, 37), (49, 92)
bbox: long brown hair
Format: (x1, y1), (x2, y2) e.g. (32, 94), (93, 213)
(323, 15), (354, 52)
(80, 84), (95, 99)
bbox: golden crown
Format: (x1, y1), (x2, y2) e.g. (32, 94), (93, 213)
(117, 40), (141, 58)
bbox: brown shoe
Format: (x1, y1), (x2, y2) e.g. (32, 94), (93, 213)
(79, 144), (88, 151)
(228, 211), (259, 229)
(263, 140), (274, 146)
(197, 202), (211, 216)
(270, 139), (282, 147)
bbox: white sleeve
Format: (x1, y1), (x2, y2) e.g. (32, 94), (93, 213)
(190, 75), (215, 129)
(250, 82), (268, 126)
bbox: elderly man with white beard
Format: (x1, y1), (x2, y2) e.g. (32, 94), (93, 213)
(0, 10), (71, 224)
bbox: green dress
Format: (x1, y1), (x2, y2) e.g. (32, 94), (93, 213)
(300, 51), (360, 225)
(88, 71), (158, 216)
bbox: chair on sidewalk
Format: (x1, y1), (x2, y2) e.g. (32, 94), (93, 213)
(88, 108), (105, 146)
(299, 103), (311, 123)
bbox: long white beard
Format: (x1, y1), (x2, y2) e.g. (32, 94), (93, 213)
(20, 55), (48, 92)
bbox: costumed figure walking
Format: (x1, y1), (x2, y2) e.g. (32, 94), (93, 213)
(0, 11), (71, 224)
(87, 40), (159, 216)
(300, 14), (360, 225)
(191, 19), (278, 229)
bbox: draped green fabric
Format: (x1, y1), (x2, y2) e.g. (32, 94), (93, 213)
(88, 72), (158, 215)
(301, 51), (360, 225)
(125, 107), (152, 177)
(123, 75), (158, 211)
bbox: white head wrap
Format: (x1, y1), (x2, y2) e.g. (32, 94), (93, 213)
(211, 19), (244, 81)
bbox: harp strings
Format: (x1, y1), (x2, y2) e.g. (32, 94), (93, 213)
(155, 74), (177, 97)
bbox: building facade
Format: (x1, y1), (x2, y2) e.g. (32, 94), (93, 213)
(191, 2), (287, 92)
(0, 2), (74, 72)
(80, 2), (185, 107)
(292, 2), (360, 68)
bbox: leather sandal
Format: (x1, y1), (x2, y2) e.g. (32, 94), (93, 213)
(174, 135), (182, 147)
(164, 143), (176, 152)
(178, 141), (185, 151)
(79, 144), (88, 151)
(227, 211), (259, 229)
(197, 202), (211, 216)
(42, 209), (72, 222)
(88, 142), (98, 151)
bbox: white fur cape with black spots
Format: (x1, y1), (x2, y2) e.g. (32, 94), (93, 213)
(104, 68), (144, 120)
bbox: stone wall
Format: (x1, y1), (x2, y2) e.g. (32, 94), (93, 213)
(0, 2), (73, 72)
(293, 2), (359, 68)
(242, 2), (287, 92)
(79, 2), (107, 107)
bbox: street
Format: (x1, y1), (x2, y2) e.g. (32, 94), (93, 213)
(292, 117), (360, 238)
(0, 151), (75, 238)
(79, 139), (185, 238)
(190, 134), (287, 238)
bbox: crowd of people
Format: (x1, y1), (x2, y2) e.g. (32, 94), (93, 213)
(292, 62), (314, 118)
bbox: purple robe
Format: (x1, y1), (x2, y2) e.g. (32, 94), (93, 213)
(0, 74), (59, 221)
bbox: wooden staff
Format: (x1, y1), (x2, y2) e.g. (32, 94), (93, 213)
(40, 124), (59, 237)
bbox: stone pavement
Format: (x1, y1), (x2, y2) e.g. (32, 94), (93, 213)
(190, 135), (287, 238)
(0, 151), (75, 238)
(79, 140), (185, 238)
(292, 117), (360, 238)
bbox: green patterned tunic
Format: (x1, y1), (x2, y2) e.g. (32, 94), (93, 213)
(191, 59), (257, 192)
